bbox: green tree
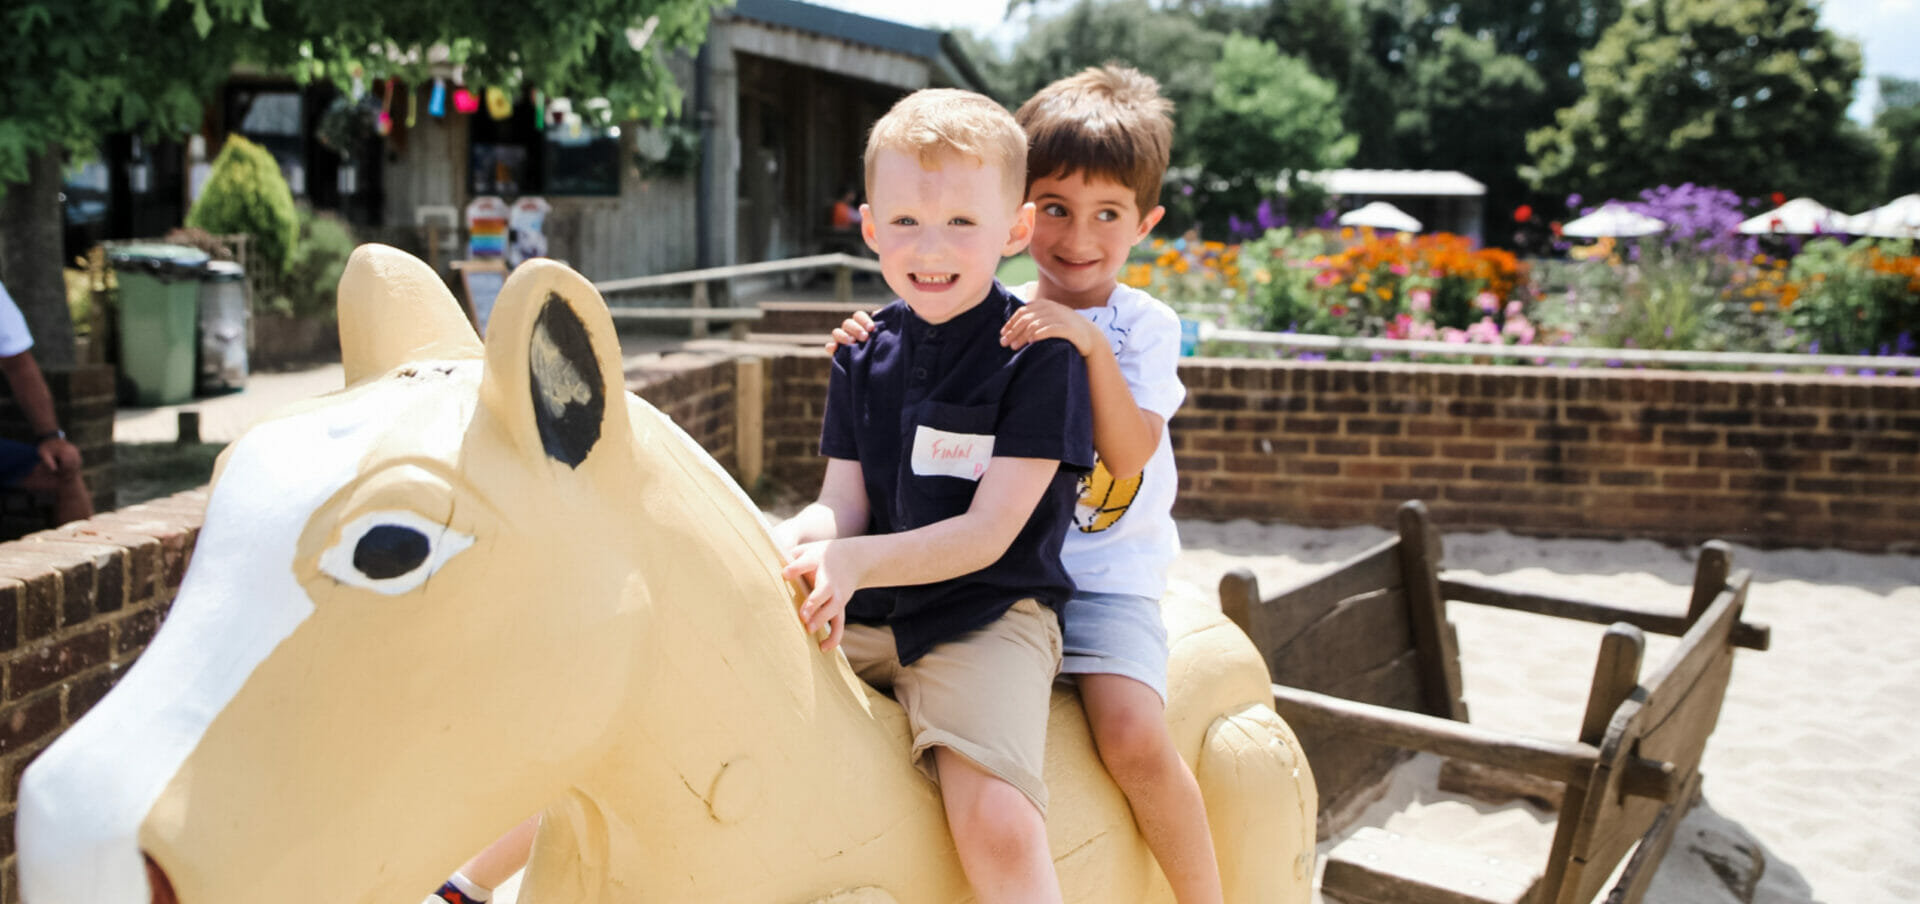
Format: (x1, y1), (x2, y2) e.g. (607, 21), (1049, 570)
(988, 0), (1226, 164)
(0, 0), (722, 366)
(187, 135), (300, 274)
(1185, 34), (1356, 231)
(1875, 76), (1920, 197)
(1526, 0), (1880, 207)
(1390, 28), (1545, 236)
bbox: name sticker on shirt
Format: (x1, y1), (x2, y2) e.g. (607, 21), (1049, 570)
(911, 425), (996, 481)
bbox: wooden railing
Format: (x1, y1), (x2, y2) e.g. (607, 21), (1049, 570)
(594, 253), (883, 339)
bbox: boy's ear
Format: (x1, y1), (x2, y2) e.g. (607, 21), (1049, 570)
(1135, 205), (1167, 243)
(860, 204), (879, 254)
(1002, 201), (1036, 256)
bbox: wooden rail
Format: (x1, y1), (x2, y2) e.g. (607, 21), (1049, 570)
(594, 253), (882, 340)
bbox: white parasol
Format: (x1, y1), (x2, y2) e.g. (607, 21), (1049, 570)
(1845, 194), (1920, 239)
(1561, 203), (1668, 238)
(1337, 201), (1423, 233)
(1736, 197), (1849, 235)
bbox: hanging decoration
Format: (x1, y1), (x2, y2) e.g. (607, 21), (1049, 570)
(376, 80), (394, 137)
(485, 86), (513, 120)
(453, 87), (480, 115)
(533, 90), (547, 132)
(429, 79), (447, 118)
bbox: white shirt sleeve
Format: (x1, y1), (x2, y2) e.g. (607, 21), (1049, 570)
(0, 281), (35, 358)
(1113, 293), (1186, 420)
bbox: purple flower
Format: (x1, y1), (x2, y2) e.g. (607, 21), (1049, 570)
(1566, 192), (1582, 211)
(1316, 208), (1339, 229)
(1256, 199), (1283, 232)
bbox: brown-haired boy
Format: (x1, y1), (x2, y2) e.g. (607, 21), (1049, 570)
(836, 66), (1222, 903)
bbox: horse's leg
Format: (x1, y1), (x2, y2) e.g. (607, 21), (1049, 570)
(1193, 704), (1318, 904)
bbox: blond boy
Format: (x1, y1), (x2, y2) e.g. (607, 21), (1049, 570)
(775, 88), (1094, 903)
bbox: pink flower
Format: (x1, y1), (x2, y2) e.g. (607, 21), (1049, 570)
(1410, 288), (1433, 312)
(1410, 320), (1438, 341)
(1387, 313), (1413, 339)
(1441, 327), (1467, 344)
(1502, 315), (1536, 345)
(1505, 299), (1524, 318)
(1467, 317), (1501, 344)
(1389, 263), (1410, 276)
(1475, 291), (1499, 313)
(1313, 270), (1338, 287)
(1330, 304), (1349, 318)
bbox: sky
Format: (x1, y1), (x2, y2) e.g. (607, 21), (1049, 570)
(803, 0), (1920, 122)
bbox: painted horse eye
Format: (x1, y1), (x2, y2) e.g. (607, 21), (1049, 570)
(353, 526), (430, 579)
(319, 510), (474, 596)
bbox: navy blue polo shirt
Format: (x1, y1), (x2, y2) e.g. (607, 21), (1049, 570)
(820, 282), (1095, 665)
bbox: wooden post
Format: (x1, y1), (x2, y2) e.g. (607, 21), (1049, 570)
(690, 280), (711, 339)
(1686, 542), (1731, 626)
(834, 264), (852, 307)
(734, 357), (765, 488)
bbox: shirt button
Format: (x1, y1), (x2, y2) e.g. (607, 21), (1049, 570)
(925, 327), (940, 339)
(912, 367), (928, 380)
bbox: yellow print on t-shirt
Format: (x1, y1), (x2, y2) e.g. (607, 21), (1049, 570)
(1076, 458), (1142, 533)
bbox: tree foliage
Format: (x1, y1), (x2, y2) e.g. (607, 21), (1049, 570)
(1183, 34), (1355, 231)
(1875, 76), (1920, 197)
(0, 0), (726, 363)
(1525, 0), (1879, 207)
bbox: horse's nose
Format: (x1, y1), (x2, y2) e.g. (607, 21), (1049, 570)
(144, 853), (178, 904)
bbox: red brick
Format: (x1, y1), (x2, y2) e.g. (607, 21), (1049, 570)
(1729, 474), (1790, 492)
(1312, 397), (1370, 414)
(1567, 447), (1628, 466)
(1378, 440), (1436, 458)
(1410, 463), (1465, 480)
(1345, 419), (1402, 436)
(1630, 448), (1693, 467)
(1598, 470), (1657, 487)
(1661, 429), (1718, 447)
(1408, 420), (1464, 437)
(1598, 425), (1655, 444)
(1534, 424), (1591, 442)
(1829, 457), (1892, 474)
(1663, 473), (1723, 490)
(1504, 445), (1563, 463)
(1829, 500), (1887, 519)
(1794, 477), (1858, 495)
(1224, 455), (1282, 474)
(1314, 438), (1372, 456)
(7, 626), (110, 701)
(1346, 461), (1405, 480)
(1533, 467), (1591, 485)
(1564, 406), (1620, 423)
(1471, 465), (1530, 483)
(1285, 460), (1340, 476)
(0, 692), (59, 756)
(1441, 443), (1497, 460)
(1312, 482), (1380, 500)
(1283, 417), (1339, 435)
(1469, 422), (1529, 440)
(1381, 484), (1442, 500)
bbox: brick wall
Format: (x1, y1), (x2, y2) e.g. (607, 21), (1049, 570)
(756, 351), (1919, 553)
(1168, 361), (1919, 552)
(0, 489), (204, 902)
(627, 352), (740, 475)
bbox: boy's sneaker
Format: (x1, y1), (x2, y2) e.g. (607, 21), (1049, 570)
(424, 880), (486, 904)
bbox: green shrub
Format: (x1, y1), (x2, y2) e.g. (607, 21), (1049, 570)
(186, 135), (298, 274)
(260, 207), (356, 320)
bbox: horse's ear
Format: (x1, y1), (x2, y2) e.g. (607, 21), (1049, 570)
(477, 259), (629, 469)
(337, 244), (485, 385)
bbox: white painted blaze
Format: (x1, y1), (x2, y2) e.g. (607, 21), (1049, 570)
(16, 369), (474, 904)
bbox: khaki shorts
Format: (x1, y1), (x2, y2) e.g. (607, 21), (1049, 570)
(841, 599), (1063, 814)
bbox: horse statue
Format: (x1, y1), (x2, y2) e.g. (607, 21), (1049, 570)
(18, 245), (1315, 903)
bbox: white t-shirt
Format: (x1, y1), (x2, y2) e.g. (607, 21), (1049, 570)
(0, 281), (35, 358)
(1013, 281), (1186, 597)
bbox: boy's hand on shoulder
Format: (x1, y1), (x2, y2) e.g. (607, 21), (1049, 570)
(1001, 298), (1102, 357)
(823, 310), (877, 354)
(781, 539), (869, 651)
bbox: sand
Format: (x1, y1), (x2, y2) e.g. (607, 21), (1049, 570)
(488, 518), (1917, 904)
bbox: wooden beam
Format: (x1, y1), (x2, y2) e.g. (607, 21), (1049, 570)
(1440, 577), (1770, 651)
(1269, 684), (1601, 788)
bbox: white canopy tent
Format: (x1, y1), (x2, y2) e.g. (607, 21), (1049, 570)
(1561, 204), (1668, 238)
(1845, 194), (1920, 239)
(1338, 201), (1423, 233)
(1736, 197), (1849, 235)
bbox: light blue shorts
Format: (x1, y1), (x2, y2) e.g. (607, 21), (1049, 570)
(1059, 590), (1170, 703)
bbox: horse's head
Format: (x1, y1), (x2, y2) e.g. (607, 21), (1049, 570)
(17, 246), (704, 903)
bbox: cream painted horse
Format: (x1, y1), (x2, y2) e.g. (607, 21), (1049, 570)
(18, 246), (1315, 903)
